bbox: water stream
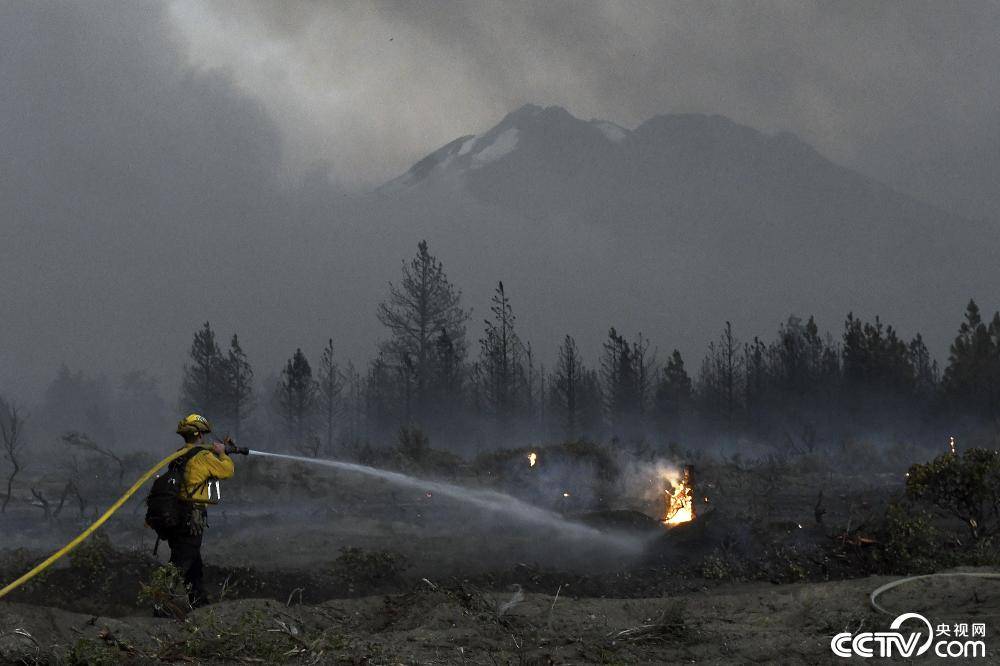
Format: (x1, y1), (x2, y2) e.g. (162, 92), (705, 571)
(249, 450), (642, 553)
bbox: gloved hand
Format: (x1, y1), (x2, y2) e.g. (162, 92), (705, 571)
(223, 436), (250, 456)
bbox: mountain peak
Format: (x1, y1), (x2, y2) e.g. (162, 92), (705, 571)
(493, 104), (579, 132)
(504, 103), (544, 119)
(384, 104), (844, 201)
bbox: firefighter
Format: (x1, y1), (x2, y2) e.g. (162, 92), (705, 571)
(169, 413), (235, 607)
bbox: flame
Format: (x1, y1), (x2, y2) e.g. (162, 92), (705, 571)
(528, 452), (537, 467)
(949, 436), (956, 455)
(662, 466), (694, 526)
(562, 491), (570, 498)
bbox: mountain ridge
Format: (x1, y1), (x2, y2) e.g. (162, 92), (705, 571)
(357, 103), (994, 372)
(382, 104), (958, 233)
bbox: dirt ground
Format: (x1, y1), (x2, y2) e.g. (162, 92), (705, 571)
(3, 570), (1000, 664)
(2, 452), (998, 663)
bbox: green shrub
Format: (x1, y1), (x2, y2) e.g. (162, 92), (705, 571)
(906, 447), (1000, 541)
(67, 532), (118, 595)
(699, 546), (747, 581)
(67, 638), (118, 666)
(699, 551), (732, 580)
(138, 564), (190, 618)
(68, 532), (114, 577)
(876, 502), (942, 574)
(176, 607), (303, 663)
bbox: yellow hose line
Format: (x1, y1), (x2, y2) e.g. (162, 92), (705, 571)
(0, 447), (190, 600)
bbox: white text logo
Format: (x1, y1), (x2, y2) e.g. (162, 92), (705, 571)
(831, 612), (986, 659)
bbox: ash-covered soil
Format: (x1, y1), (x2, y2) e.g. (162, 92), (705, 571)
(3, 449), (997, 663)
(3, 571), (1000, 664)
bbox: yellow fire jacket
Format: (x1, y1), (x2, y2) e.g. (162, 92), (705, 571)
(179, 445), (235, 503)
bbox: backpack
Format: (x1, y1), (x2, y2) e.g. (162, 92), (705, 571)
(145, 447), (205, 539)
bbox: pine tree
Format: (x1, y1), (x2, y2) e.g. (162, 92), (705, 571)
(432, 328), (464, 414)
(631, 333), (656, 416)
(601, 327), (652, 430)
(275, 348), (318, 451)
(340, 362), (363, 447)
(222, 334), (254, 440)
(743, 337), (768, 425)
(364, 355), (395, 437)
(377, 240), (469, 418)
(909, 333), (938, 402)
(765, 315), (840, 415)
(942, 300), (998, 417)
(552, 335), (583, 438)
(475, 282), (527, 426)
(317, 338), (343, 454)
(842, 313), (914, 395)
(180, 322), (225, 416)
(523, 342), (536, 420)
(772, 316), (808, 394)
(577, 368), (604, 437)
(657, 349), (692, 423)
(698, 322), (743, 429)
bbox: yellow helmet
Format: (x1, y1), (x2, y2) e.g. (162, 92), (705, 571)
(176, 413), (212, 438)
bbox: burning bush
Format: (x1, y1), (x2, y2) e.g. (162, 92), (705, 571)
(905, 447), (1000, 542)
(661, 466), (695, 526)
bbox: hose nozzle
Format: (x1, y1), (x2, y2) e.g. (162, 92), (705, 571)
(223, 437), (250, 456)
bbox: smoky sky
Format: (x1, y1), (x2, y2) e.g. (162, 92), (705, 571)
(170, 1), (1000, 219)
(2, 0), (999, 403)
(1, 1), (288, 398)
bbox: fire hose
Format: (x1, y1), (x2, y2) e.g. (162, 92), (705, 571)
(870, 572), (1000, 615)
(0, 442), (248, 601)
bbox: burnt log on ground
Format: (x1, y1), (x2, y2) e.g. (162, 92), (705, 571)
(641, 508), (723, 566)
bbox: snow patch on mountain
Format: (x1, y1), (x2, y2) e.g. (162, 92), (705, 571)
(591, 120), (629, 143)
(472, 128), (520, 167)
(457, 136), (476, 156)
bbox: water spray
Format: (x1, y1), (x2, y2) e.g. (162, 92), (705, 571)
(246, 450), (642, 552)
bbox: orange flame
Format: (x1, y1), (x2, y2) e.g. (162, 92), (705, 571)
(662, 466), (694, 526)
(528, 452), (537, 467)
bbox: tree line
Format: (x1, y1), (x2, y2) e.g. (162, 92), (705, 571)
(173, 240), (1000, 454)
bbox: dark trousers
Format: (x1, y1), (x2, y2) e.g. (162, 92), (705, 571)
(167, 529), (205, 605)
